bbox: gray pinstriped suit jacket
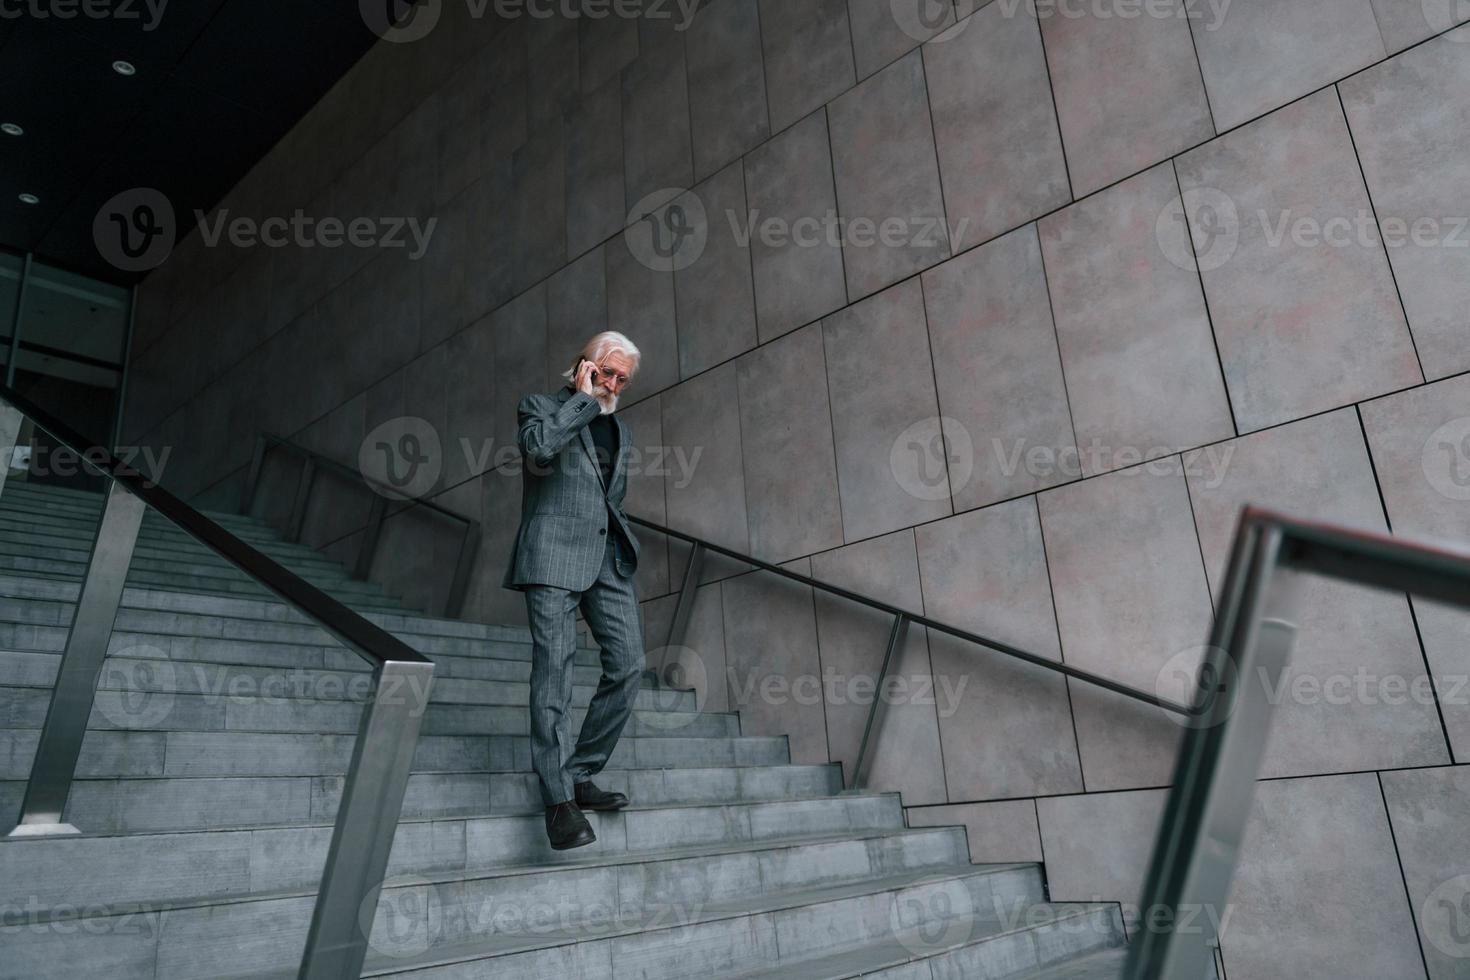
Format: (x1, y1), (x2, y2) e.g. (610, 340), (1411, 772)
(502, 386), (640, 593)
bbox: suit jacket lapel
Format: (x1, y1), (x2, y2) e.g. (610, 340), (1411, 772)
(609, 415), (630, 497)
(559, 386), (608, 492)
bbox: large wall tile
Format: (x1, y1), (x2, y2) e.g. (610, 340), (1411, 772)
(642, 581), (729, 712)
(673, 161), (760, 378)
(923, 224), (1079, 508)
(1186, 409), (1449, 778)
(736, 324), (844, 562)
(1177, 89), (1423, 432)
(823, 279), (950, 540)
(1361, 373), (1470, 761)
(722, 569), (829, 764)
(489, 285), (551, 459)
(811, 531), (946, 805)
(915, 499), (1084, 801)
(1036, 789), (1166, 915)
(906, 800), (1044, 865)
(606, 234), (680, 397)
(1039, 163), (1234, 475)
(744, 109), (849, 343)
(1224, 773), (1424, 980)
(758, 0), (856, 133)
(1370, 0), (1470, 52)
(1341, 30), (1470, 380)
(923, 2), (1070, 245)
(442, 313), (497, 489)
(685, 0), (770, 182)
(1039, 458), (1215, 791)
(827, 49), (950, 300)
(618, 394), (671, 599)
(478, 464), (527, 627)
(1038, 0), (1213, 197)
(545, 248), (609, 387)
(622, 29), (693, 212)
(661, 362), (750, 557)
(579, 8), (640, 93)
(565, 76), (625, 262)
(1381, 766), (1470, 979)
(526, 12), (580, 131)
(511, 125), (568, 293)
(1190, 0), (1386, 130)
(846, 0), (963, 80)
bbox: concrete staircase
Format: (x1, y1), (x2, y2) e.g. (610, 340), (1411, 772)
(0, 479), (1130, 978)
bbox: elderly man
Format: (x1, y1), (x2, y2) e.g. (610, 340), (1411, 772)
(503, 331), (645, 850)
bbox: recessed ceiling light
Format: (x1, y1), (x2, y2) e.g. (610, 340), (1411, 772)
(18, 193), (40, 205)
(112, 60), (136, 76)
(0, 123), (21, 137)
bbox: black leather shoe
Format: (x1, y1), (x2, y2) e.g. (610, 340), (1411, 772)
(545, 801), (596, 851)
(574, 780), (629, 812)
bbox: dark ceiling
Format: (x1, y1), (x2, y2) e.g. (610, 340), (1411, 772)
(0, 0), (382, 285)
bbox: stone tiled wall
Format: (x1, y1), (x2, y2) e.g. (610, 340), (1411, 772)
(126, 2), (1470, 975)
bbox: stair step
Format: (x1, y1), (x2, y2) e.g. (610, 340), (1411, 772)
(1026, 947), (1129, 979)
(0, 729), (791, 781)
(0, 793), (906, 909)
(0, 763), (843, 833)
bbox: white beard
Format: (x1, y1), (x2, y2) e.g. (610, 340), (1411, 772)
(594, 387), (618, 415)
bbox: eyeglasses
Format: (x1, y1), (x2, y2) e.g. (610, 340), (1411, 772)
(594, 364), (632, 388)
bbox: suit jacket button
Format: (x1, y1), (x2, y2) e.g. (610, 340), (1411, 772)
(599, 528), (607, 536)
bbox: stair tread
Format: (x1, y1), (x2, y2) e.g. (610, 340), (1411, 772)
(1024, 947), (1128, 979)
(356, 864), (1076, 977)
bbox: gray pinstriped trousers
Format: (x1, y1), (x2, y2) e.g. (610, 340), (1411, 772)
(524, 538), (646, 805)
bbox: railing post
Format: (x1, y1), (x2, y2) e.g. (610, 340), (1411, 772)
(8, 480), (145, 837)
(1125, 521), (1302, 980)
(241, 434), (268, 516)
(287, 455), (317, 543)
(297, 658), (435, 980)
(849, 613), (908, 792)
(0, 402), (24, 497)
(355, 495), (388, 581)
(656, 542), (705, 687)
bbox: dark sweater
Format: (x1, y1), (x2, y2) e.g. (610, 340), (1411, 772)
(589, 413), (617, 486)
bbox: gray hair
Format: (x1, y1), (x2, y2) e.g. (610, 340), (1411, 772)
(563, 331), (642, 381)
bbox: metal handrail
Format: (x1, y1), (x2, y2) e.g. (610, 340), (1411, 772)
(242, 432), (480, 618)
(0, 382), (435, 980)
(1127, 507), (1470, 979)
(625, 514), (1195, 790)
